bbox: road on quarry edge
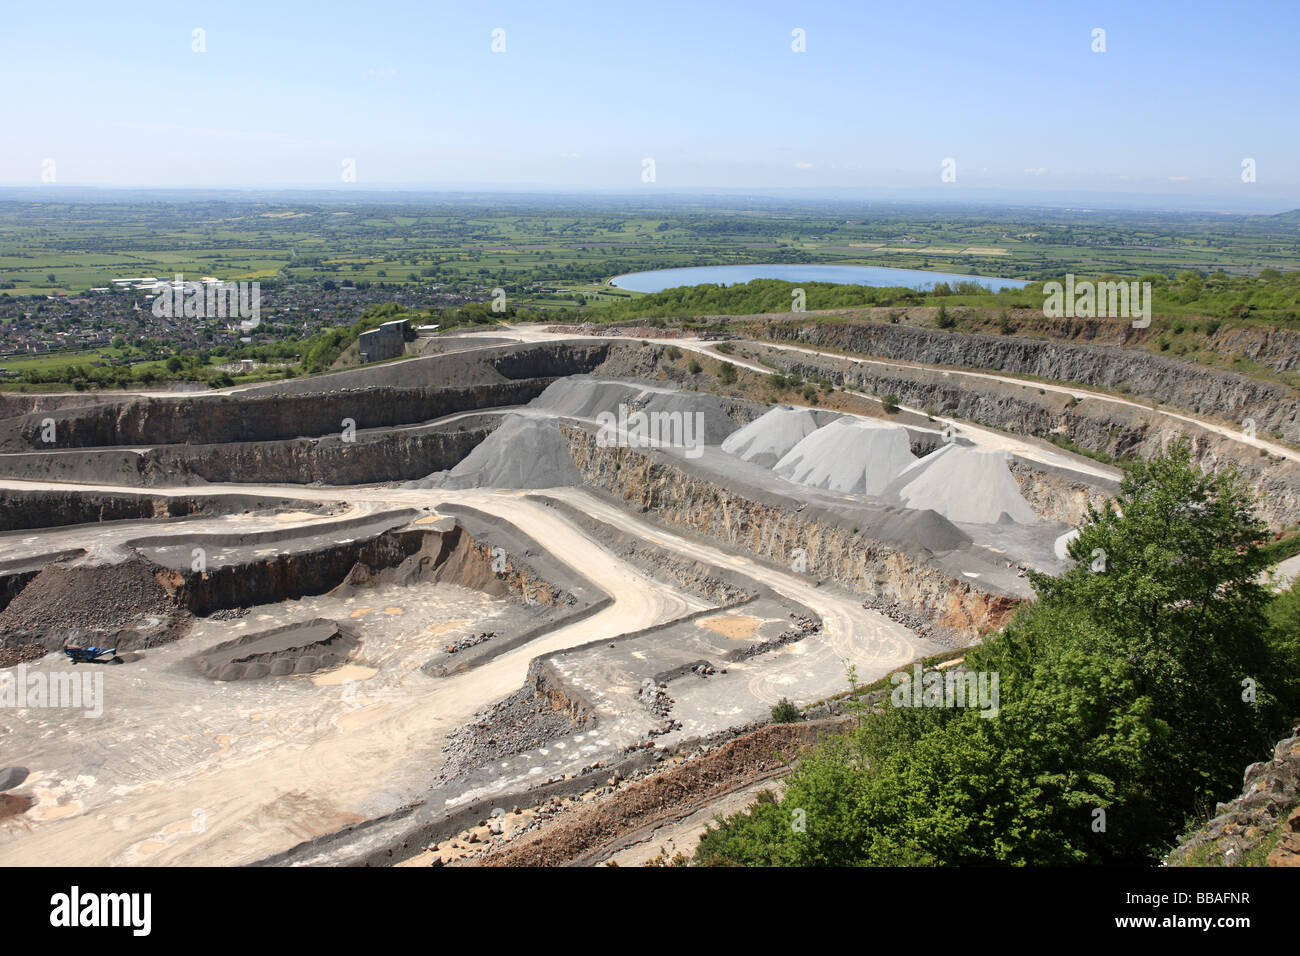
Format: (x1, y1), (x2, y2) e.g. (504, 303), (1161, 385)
(484, 323), (1300, 469)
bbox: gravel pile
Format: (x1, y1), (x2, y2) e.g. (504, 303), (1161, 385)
(638, 678), (673, 717)
(868, 506), (972, 553)
(0, 559), (183, 641)
(889, 444), (1039, 524)
(409, 414), (583, 489)
(0, 643), (46, 667)
(720, 405), (821, 468)
(773, 418), (917, 496)
(437, 685), (583, 783)
(530, 376), (738, 444)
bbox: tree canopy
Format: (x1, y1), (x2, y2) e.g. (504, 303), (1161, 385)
(695, 442), (1300, 866)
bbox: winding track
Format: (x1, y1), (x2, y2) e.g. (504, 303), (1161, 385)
(0, 476), (926, 865)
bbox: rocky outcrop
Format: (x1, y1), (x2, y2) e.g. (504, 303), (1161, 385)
(244, 340), (611, 395)
(1209, 326), (1300, 375)
(1166, 725), (1300, 867)
(561, 425), (1018, 641)
(1008, 460), (1115, 526)
(0, 421), (497, 487)
(764, 320), (1300, 443)
(1, 381), (540, 450)
(534, 494), (760, 606)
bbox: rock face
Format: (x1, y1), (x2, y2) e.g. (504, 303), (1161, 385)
(0, 489), (324, 533)
(1166, 726), (1300, 867)
(1206, 326), (1300, 375)
(1, 381), (544, 450)
(0, 342), (620, 486)
(561, 425), (1018, 642)
(746, 342), (1300, 530)
(1008, 460), (1114, 526)
(0, 423), (497, 487)
(765, 320), (1300, 443)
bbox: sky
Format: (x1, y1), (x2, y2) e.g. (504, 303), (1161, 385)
(2, 0), (1297, 209)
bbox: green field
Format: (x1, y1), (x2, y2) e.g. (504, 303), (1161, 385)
(2, 196), (1298, 299)
(2, 193), (1298, 391)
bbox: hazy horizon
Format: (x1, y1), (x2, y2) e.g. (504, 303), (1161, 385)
(0, 184), (1294, 217)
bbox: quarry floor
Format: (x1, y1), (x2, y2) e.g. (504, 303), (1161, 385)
(0, 480), (943, 866)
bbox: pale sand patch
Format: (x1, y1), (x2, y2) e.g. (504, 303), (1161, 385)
(696, 614), (763, 640)
(414, 514), (455, 530)
(337, 701), (392, 732)
(349, 607), (372, 619)
(273, 511), (320, 523)
(311, 664), (378, 686)
(383, 607), (403, 615)
(427, 619), (468, 637)
(26, 791), (82, 822)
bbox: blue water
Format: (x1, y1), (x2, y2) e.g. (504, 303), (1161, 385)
(609, 264), (1029, 293)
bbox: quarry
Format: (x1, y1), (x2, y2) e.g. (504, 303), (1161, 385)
(2, 320), (1298, 867)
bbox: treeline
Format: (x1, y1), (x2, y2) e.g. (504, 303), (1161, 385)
(588, 268), (1300, 327)
(694, 444), (1300, 865)
(594, 278), (992, 321)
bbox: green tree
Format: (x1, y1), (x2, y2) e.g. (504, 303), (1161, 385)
(694, 442), (1298, 866)
(770, 698), (801, 723)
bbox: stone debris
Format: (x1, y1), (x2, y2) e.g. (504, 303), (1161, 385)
(1166, 725), (1300, 867)
(436, 685), (582, 783)
(862, 598), (934, 640)
(209, 607), (249, 621)
(728, 614), (821, 662)
(638, 678), (673, 718)
(445, 631), (496, 654)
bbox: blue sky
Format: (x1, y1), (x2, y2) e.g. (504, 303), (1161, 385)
(2, 0), (1297, 207)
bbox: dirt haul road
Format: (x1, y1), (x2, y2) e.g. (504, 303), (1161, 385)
(0, 476), (933, 866)
(535, 487), (939, 705)
(483, 324), (1296, 469)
